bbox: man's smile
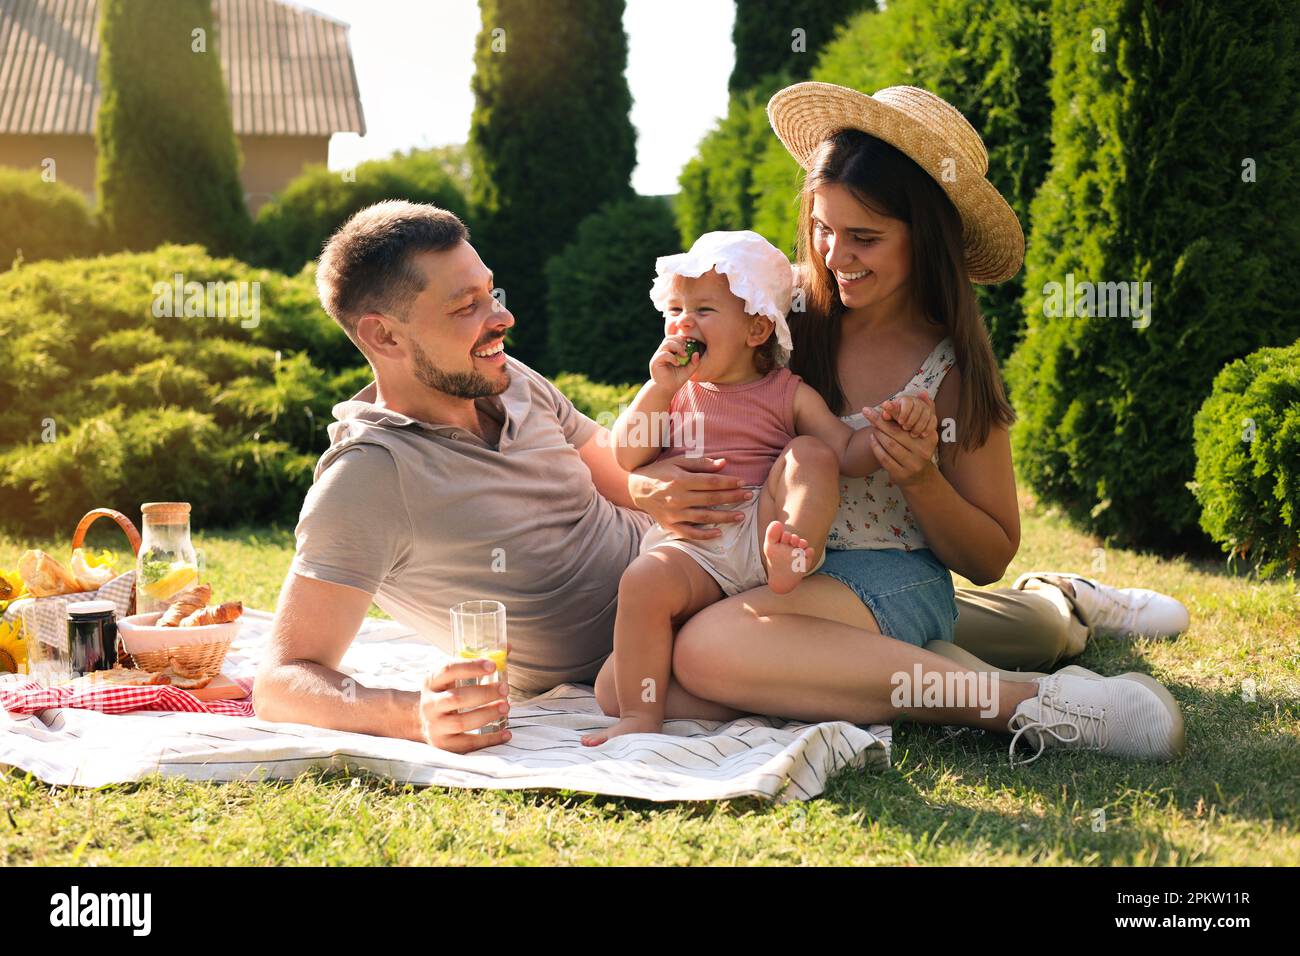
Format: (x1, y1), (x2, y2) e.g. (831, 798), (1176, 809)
(472, 338), (507, 364)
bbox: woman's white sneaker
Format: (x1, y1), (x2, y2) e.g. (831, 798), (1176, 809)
(1013, 572), (1190, 639)
(1007, 672), (1186, 766)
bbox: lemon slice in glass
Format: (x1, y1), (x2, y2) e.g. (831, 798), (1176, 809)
(458, 647), (507, 672)
(142, 563), (199, 601)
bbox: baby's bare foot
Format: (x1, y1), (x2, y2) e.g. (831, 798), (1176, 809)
(581, 714), (662, 746)
(764, 520), (811, 595)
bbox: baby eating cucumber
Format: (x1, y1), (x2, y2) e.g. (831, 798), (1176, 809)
(675, 338), (706, 366)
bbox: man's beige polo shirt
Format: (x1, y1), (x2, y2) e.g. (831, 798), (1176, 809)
(290, 357), (653, 696)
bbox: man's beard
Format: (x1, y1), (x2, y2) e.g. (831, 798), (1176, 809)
(409, 339), (509, 399)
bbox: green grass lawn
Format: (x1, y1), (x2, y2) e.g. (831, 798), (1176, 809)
(2, 499), (1297, 866)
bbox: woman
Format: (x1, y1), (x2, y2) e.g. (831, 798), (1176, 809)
(627, 83), (1186, 764)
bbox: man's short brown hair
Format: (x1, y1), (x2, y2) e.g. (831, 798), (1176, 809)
(315, 200), (469, 347)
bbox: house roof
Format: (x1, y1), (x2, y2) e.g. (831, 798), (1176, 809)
(0, 0), (366, 136)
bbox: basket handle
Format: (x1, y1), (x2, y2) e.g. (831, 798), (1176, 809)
(72, 509), (142, 556)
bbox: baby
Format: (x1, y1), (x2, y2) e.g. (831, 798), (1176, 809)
(582, 230), (936, 746)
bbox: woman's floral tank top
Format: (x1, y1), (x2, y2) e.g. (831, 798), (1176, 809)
(826, 337), (956, 552)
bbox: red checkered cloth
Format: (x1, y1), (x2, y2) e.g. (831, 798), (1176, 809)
(0, 676), (255, 718)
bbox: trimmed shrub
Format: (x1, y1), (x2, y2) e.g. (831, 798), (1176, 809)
(750, 0), (1053, 358)
(675, 74), (795, 250)
(1192, 340), (1300, 578)
(328, 365), (377, 401)
(89, 360), (213, 410)
(0, 407), (225, 531)
(0, 247), (367, 533)
(1006, 0), (1300, 550)
(0, 168), (99, 269)
(248, 149), (471, 273)
(96, 0), (250, 256)
(0, 246), (660, 533)
(730, 0), (875, 94)
(470, 0), (637, 367)
(545, 196), (680, 386)
(210, 352), (338, 450)
(749, 132), (805, 259)
(682, 3), (874, 257)
(192, 338), (278, 382)
(552, 374), (639, 421)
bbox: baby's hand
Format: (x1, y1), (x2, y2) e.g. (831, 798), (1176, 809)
(649, 335), (699, 392)
(880, 391), (936, 439)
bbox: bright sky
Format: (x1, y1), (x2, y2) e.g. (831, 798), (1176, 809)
(298, 0), (737, 196)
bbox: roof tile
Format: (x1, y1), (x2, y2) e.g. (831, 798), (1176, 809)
(0, 0), (365, 136)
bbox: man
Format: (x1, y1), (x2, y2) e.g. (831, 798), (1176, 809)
(253, 200), (747, 753)
(254, 200), (1187, 758)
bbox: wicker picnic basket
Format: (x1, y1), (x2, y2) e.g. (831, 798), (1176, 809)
(125, 633), (232, 678)
(74, 508), (232, 680)
(72, 507), (143, 608)
(8, 509), (142, 674)
(123, 613), (235, 676)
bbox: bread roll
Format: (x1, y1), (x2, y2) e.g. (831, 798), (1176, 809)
(158, 665), (213, 690)
(18, 549), (83, 597)
(76, 667), (167, 686)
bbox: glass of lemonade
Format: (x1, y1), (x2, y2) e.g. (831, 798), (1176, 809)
(450, 600), (508, 735)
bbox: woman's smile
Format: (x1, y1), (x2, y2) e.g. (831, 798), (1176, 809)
(836, 268), (871, 287)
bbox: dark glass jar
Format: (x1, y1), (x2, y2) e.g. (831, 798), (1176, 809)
(67, 600), (119, 677)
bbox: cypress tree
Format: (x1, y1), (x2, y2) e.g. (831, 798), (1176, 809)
(1006, 0), (1300, 549)
(470, 0), (636, 368)
(750, 0), (1054, 359)
(729, 0), (874, 94)
(677, 1), (875, 252)
(545, 195), (680, 385)
(674, 74), (793, 250)
(96, 0), (250, 255)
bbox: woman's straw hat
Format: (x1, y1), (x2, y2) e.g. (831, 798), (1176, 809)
(766, 82), (1024, 284)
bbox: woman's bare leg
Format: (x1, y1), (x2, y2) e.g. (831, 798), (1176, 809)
(672, 575), (1037, 731)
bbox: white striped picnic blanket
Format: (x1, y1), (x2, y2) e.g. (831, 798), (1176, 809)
(0, 610), (891, 803)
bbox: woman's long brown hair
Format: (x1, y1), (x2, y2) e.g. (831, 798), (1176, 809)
(788, 129), (1014, 451)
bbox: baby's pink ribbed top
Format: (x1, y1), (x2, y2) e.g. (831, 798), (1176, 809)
(655, 367), (802, 486)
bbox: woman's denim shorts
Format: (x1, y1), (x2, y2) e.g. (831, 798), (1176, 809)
(815, 547), (958, 647)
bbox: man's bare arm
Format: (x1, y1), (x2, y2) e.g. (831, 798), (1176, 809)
(578, 431), (636, 508)
(253, 573), (511, 751)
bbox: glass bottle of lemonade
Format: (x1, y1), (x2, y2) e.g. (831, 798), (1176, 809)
(135, 502), (199, 615)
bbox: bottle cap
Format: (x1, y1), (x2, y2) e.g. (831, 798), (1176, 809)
(141, 502), (192, 525)
(67, 600), (116, 617)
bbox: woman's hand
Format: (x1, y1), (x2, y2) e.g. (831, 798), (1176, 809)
(417, 658), (512, 753)
(628, 456), (752, 540)
(862, 400), (940, 488)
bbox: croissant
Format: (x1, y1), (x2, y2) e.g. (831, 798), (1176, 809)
(18, 549), (83, 597)
(157, 584), (212, 627)
(179, 600), (243, 627)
